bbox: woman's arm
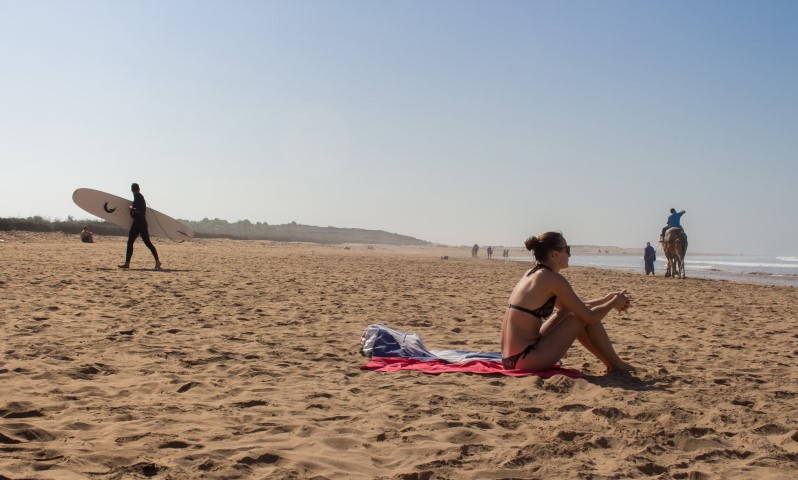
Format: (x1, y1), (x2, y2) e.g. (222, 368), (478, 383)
(584, 290), (627, 308)
(552, 276), (628, 325)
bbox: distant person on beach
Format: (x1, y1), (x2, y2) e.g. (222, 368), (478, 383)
(644, 242), (656, 275)
(487, 246), (493, 259)
(472, 244), (479, 258)
(80, 225), (94, 243)
(119, 183), (161, 270)
(661, 208), (686, 240)
(500, 231), (634, 374)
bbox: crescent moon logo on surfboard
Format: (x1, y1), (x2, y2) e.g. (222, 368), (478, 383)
(73, 188), (194, 241)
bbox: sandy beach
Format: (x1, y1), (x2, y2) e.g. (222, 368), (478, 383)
(1, 232), (796, 479)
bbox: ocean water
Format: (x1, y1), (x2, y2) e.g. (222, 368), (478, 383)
(508, 254), (798, 287)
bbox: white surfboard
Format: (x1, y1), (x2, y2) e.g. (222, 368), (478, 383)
(72, 188), (194, 242)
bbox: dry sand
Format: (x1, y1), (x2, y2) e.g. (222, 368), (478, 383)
(1, 232), (797, 479)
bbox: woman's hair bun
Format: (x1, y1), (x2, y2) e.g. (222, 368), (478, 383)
(525, 231), (564, 261)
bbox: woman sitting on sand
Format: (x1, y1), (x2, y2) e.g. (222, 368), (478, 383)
(501, 231), (635, 374)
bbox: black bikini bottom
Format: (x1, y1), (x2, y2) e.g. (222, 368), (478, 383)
(502, 341), (538, 370)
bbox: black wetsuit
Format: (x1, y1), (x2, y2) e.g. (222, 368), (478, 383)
(125, 192), (159, 264)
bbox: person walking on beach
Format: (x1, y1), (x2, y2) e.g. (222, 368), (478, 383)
(661, 208), (686, 241)
(487, 246), (493, 259)
(119, 183), (161, 270)
(643, 241), (656, 275)
(500, 231), (634, 374)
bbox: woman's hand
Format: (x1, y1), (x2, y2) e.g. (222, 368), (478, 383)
(605, 289), (627, 303)
(613, 291), (631, 313)
(603, 290), (622, 302)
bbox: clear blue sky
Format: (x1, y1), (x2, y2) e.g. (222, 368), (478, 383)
(2, 1), (796, 255)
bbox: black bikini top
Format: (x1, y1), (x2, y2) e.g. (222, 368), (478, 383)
(507, 263), (557, 319)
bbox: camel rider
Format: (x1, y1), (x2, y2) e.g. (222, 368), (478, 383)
(661, 208), (686, 241)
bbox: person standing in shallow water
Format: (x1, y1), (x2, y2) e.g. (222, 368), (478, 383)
(500, 231), (634, 374)
(119, 183), (161, 270)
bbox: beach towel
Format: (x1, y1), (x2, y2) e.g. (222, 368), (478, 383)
(359, 324), (581, 378)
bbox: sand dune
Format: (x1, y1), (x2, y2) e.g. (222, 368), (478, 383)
(1, 232), (796, 479)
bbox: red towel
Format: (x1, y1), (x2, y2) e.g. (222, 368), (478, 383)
(362, 357), (581, 378)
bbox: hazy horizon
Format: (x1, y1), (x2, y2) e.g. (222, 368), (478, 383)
(2, 1), (796, 256)
(1, 214), (785, 256)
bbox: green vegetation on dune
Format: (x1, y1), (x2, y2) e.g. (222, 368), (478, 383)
(0, 216), (429, 246)
(0, 216), (128, 236)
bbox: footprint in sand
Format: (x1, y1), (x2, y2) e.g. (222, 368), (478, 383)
(237, 453), (280, 465)
(591, 406), (628, 421)
(0, 402), (45, 419)
(177, 382), (201, 393)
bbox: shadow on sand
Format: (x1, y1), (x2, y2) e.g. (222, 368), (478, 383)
(98, 267), (193, 273)
(580, 371), (675, 393)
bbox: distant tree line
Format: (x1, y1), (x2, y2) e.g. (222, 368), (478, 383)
(0, 216), (127, 236)
(0, 216), (429, 246)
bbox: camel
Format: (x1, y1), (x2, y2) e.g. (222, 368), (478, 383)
(662, 228), (688, 279)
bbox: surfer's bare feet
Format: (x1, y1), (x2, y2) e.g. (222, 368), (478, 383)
(118, 263), (129, 269)
(154, 260), (162, 270)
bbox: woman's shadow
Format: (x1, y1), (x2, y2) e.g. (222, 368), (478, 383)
(580, 370), (675, 393)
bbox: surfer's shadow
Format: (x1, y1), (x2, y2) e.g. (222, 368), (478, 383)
(98, 267), (193, 273)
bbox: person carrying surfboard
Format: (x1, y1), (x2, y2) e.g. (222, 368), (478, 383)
(118, 183), (162, 270)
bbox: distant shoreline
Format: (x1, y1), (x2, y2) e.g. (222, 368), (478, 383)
(0, 216), (756, 256)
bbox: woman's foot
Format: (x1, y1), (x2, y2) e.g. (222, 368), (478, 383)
(118, 263), (129, 269)
(154, 260), (162, 270)
(606, 360), (636, 374)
